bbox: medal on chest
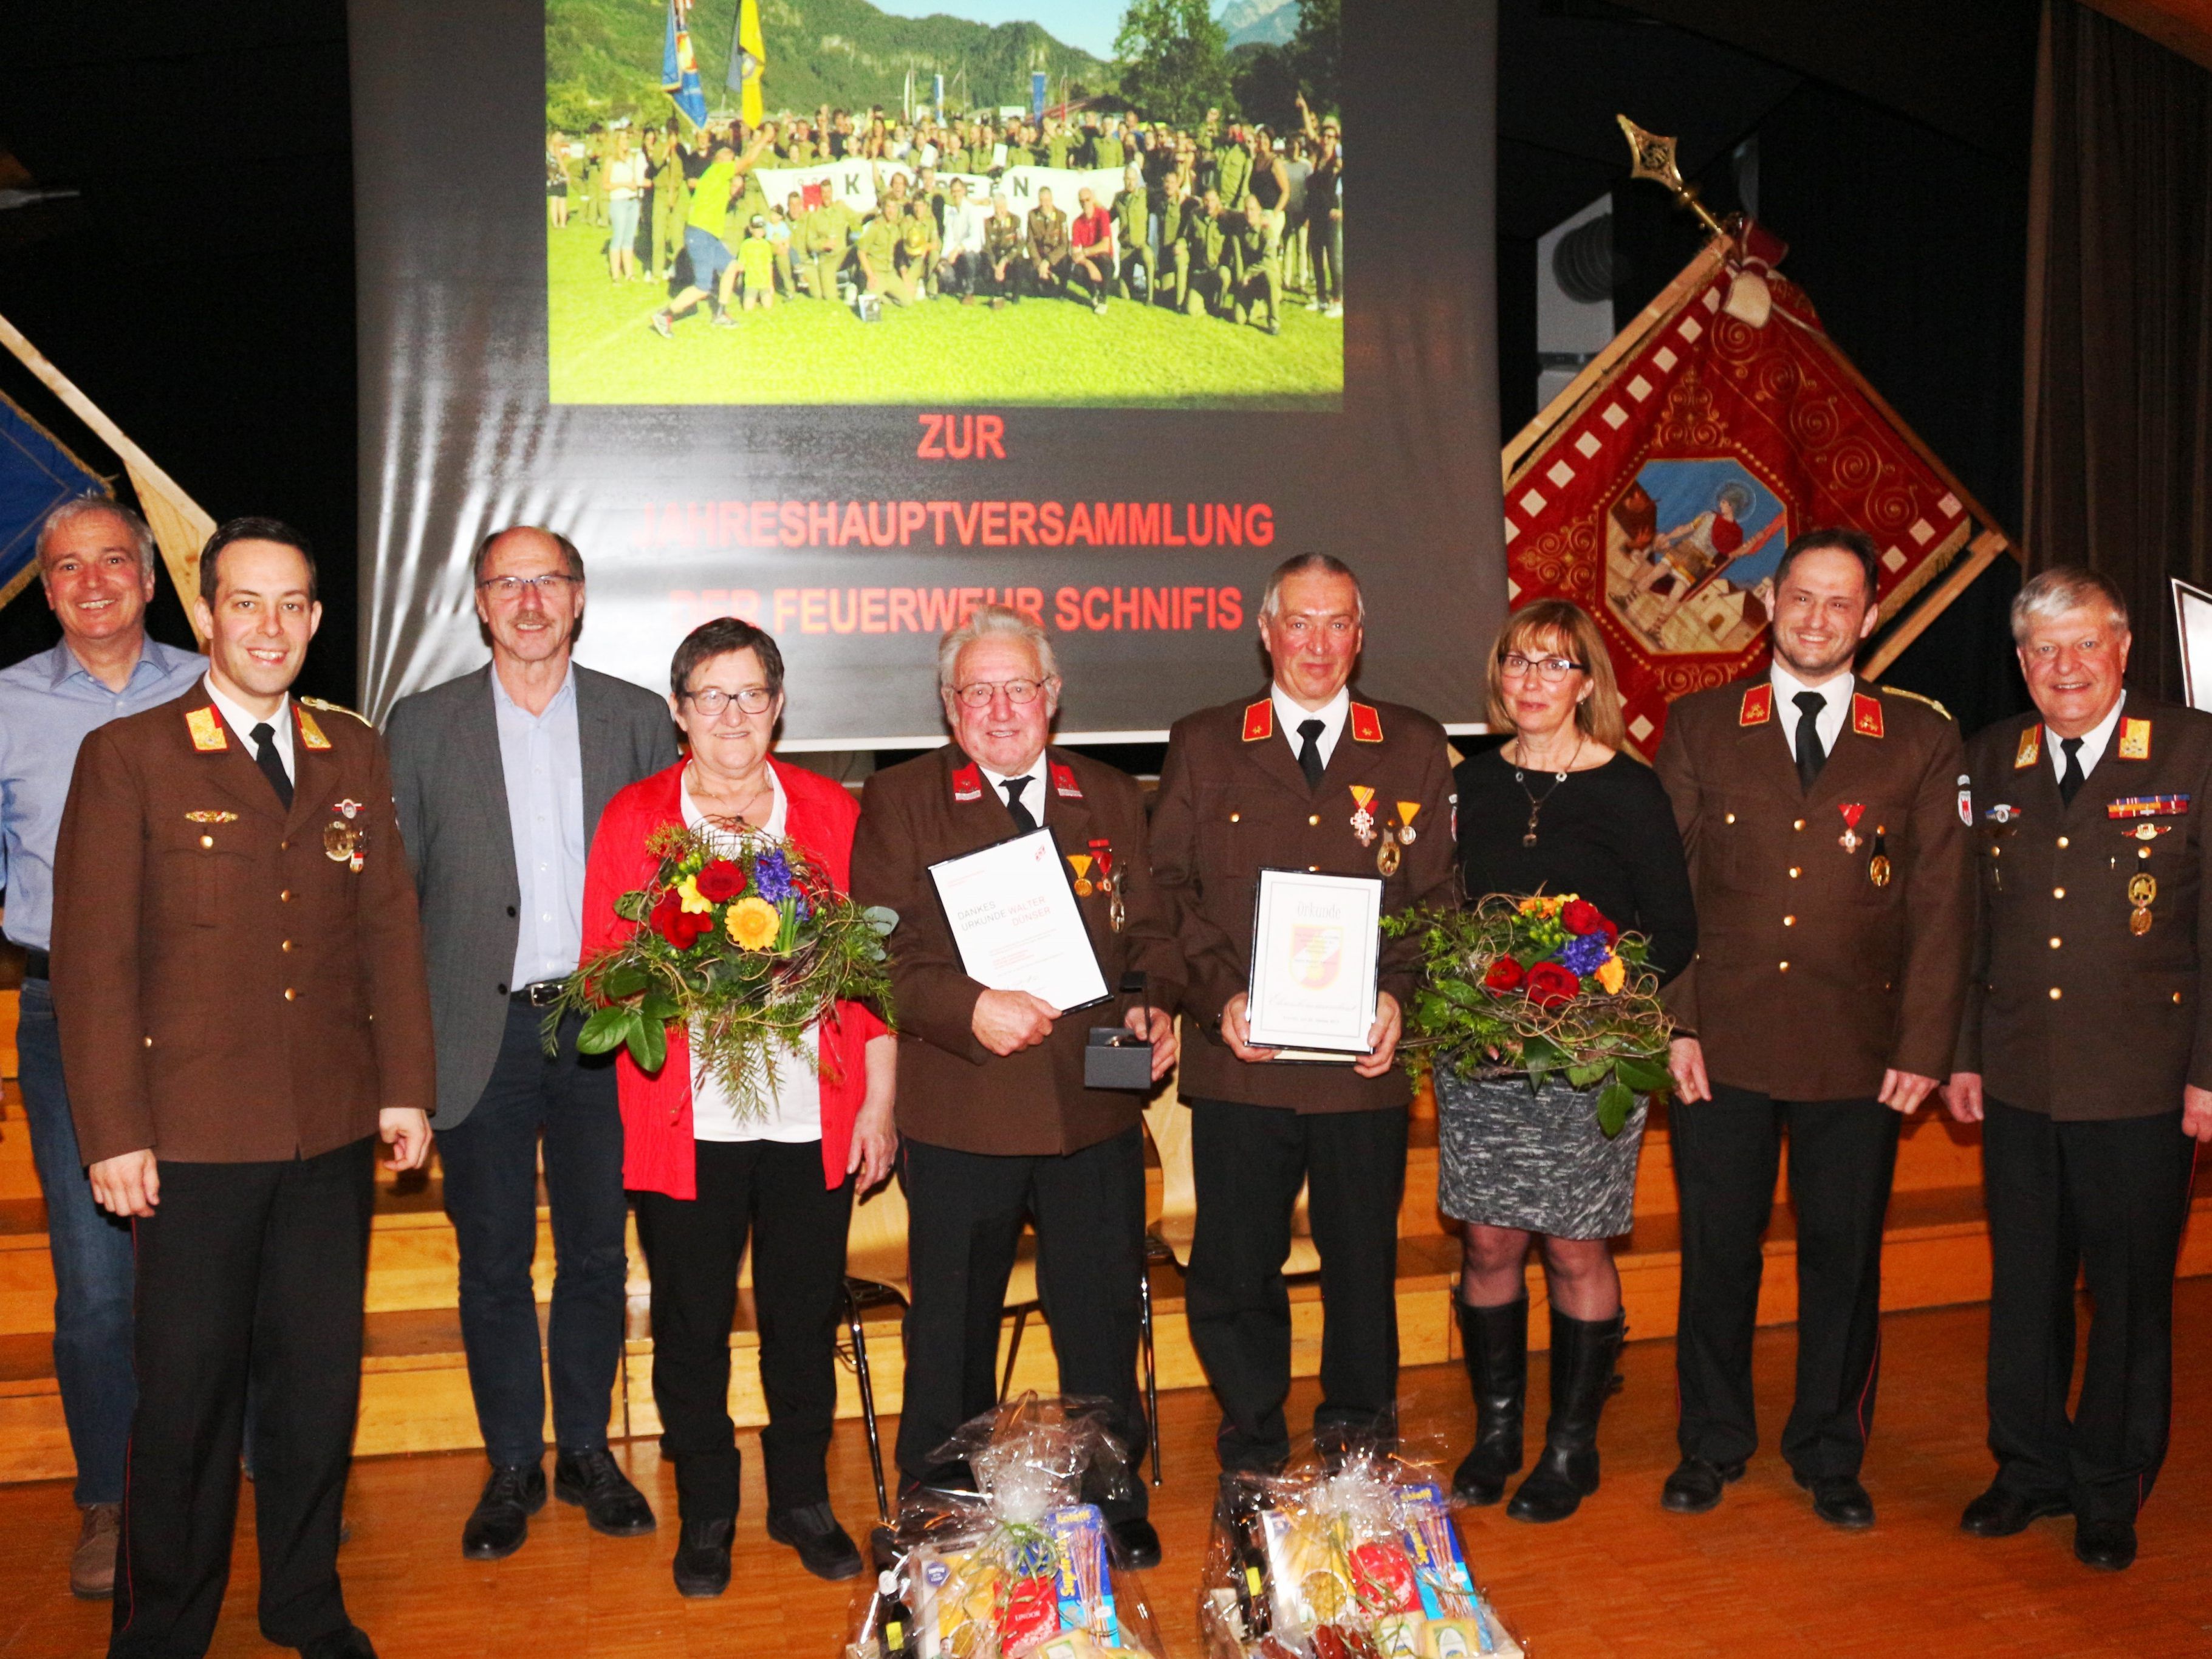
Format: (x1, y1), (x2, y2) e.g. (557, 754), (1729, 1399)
(1089, 837), (1125, 932)
(1066, 853), (1095, 897)
(1868, 827), (1891, 889)
(325, 799), (367, 872)
(2129, 871), (2156, 935)
(1838, 802), (1866, 855)
(1348, 785), (1377, 847)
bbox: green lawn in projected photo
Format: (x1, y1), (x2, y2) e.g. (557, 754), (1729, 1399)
(544, 216), (1344, 410)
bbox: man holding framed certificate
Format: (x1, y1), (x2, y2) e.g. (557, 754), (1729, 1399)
(1151, 553), (1459, 1473)
(851, 606), (1183, 1565)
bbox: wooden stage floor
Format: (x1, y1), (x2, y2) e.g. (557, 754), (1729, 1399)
(2, 1285), (2211, 1658)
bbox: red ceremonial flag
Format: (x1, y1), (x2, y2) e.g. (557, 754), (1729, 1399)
(1502, 226), (2007, 755)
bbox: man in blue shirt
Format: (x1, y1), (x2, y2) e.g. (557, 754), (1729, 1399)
(385, 527), (676, 1561)
(0, 498), (204, 1597)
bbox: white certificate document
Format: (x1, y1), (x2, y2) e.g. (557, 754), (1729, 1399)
(1244, 867), (1383, 1056)
(930, 827), (1111, 1014)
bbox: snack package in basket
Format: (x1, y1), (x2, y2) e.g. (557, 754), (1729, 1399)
(846, 1395), (1164, 1659)
(1196, 1448), (1525, 1659)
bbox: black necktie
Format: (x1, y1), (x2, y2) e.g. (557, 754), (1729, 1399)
(2058, 736), (2085, 806)
(1792, 691), (1827, 792)
(1297, 718), (1326, 789)
(1002, 774), (1037, 834)
(250, 720), (293, 810)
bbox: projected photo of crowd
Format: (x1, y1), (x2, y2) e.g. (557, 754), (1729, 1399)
(543, 0), (1343, 409)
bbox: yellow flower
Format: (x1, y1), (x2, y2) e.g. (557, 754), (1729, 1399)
(1594, 953), (1626, 995)
(675, 874), (713, 915)
(726, 895), (781, 950)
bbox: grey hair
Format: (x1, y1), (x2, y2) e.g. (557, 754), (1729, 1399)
(936, 604), (1060, 689)
(36, 497), (157, 578)
(473, 525), (586, 585)
(2011, 565), (2129, 644)
(1258, 552), (1365, 623)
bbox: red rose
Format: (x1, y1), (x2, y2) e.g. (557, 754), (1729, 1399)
(1524, 961), (1581, 1008)
(694, 859), (746, 903)
(1598, 915), (1620, 947)
(650, 891), (711, 949)
(1483, 957), (1525, 993)
(1561, 900), (1604, 936)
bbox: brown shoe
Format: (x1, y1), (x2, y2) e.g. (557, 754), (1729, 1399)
(71, 1503), (120, 1599)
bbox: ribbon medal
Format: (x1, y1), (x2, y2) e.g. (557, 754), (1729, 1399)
(1349, 785), (1378, 847)
(1089, 838), (1125, 931)
(1868, 826), (1892, 889)
(1838, 802), (1866, 854)
(1066, 853), (1095, 897)
(1395, 802), (1422, 846)
(2130, 871), (2156, 935)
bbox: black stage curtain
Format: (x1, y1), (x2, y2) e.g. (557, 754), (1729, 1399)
(2024, 0), (2212, 695)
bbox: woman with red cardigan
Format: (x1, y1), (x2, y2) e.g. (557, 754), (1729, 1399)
(581, 618), (895, 1596)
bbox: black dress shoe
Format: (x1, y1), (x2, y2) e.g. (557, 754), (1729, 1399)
(2074, 1516), (2137, 1572)
(1960, 1486), (2069, 1538)
(1660, 1456), (1744, 1514)
(1795, 1471), (1875, 1530)
(672, 1516), (734, 1597)
(1109, 1516), (1162, 1570)
(462, 1463), (546, 1560)
(555, 1448), (657, 1537)
(765, 1502), (863, 1581)
(296, 1624), (377, 1659)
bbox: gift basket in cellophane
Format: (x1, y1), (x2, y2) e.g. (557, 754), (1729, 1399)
(848, 1395), (1165, 1659)
(1199, 1448), (1525, 1659)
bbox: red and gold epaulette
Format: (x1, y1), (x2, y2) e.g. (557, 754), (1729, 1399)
(294, 702), (332, 751)
(2013, 725), (2042, 770)
(1738, 684), (1772, 727)
(1049, 760), (1083, 799)
(950, 761), (985, 802)
(1241, 699), (1273, 742)
(1349, 702), (1384, 743)
(1851, 692), (1884, 740)
(185, 705), (228, 752)
(2118, 716), (2152, 761)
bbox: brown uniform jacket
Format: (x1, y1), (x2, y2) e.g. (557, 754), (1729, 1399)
(1955, 693), (2212, 1118)
(850, 744), (1185, 1157)
(1654, 676), (1972, 1098)
(52, 689), (436, 1165)
(1151, 692), (1458, 1113)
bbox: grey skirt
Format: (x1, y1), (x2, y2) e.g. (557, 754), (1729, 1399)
(1434, 1067), (1648, 1240)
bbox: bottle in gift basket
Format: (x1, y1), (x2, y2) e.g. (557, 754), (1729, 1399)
(869, 1568), (918, 1659)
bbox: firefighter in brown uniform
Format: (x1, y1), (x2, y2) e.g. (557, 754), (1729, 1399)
(1943, 567), (2212, 1573)
(1151, 553), (1458, 1472)
(1656, 529), (1972, 1530)
(849, 606), (1182, 1568)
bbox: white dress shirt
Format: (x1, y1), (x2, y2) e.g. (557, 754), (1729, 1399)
(1273, 683), (1350, 771)
(2050, 693), (2126, 786)
(204, 672), (293, 781)
(980, 751), (1050, 826)
(1769, 662), (1851, 758)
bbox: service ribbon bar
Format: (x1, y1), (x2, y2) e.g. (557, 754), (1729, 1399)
(2107, 795), (2190, 819)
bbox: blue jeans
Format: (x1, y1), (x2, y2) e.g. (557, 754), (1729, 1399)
(438, 1001), (629, 1468)
(17, 976), (135, 1506)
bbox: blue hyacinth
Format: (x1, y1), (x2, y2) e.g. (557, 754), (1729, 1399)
(1556, 932), (1611, 977)
(753, 848), (797, 905)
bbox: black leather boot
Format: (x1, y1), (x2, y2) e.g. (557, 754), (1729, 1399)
(1451, 1293), (1528, 1506)
(1507, 1307), (1625, 1524)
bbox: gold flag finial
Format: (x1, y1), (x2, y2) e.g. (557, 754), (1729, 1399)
(1616, 115), (1729, 239)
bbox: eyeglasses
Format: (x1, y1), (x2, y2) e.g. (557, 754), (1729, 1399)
(1500, 653), (1585, 683)
(478, 573), (580, 601)
(950, 677), (1050, 708)
(683, 686), (776, 716)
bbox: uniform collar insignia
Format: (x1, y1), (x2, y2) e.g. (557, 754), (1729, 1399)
(1349, 702), (1384, 743)
(1049, 760), (1083, 799)
(1739, 683), (1773, 727)
(1851, 691), (1884, 739)
(2117, 716), (2152, 761)
(950, 759), (985, 802)
(295, 702), (332, 751)
(184, 705), (228, 752)
(1241, 699), (1273, 742)
(2013, 724), (2042, 770)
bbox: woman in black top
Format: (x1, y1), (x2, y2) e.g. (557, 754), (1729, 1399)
(1443, 600), (1697, 1525)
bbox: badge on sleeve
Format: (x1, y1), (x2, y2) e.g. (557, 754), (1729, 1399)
(1957, 775), (1972, 827)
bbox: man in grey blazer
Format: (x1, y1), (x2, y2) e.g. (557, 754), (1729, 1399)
(386, 527), (679, 1559)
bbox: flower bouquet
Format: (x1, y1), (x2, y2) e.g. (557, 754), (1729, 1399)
(547, 821), (897, 1120)
(1383, 893), (1673, 1137)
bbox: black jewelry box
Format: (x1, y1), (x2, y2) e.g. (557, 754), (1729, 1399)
(1084, 1027), (1154, 1090)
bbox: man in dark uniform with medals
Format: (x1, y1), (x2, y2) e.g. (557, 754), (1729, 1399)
(1150, 553), (1459, 1473)
(1944, 567), (2212, 1572)
(1656, 528), (1973, 1529)
(850, 606), (1183, 1566)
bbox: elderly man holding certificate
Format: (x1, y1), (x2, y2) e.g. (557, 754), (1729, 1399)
(851, 605), (1183, 1567)
(1151, 553), (1459, 1473)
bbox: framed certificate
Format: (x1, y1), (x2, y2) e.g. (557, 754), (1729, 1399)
(1244, 867), (1384, 1058)
(929, 827), (1111, 1014)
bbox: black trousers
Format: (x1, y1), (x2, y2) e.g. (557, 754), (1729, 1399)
(1671, 1085), (1900, 1479)
(112, 1137), (375, 1658)
(1185, 1099), (1408, 1472)
(896, 1129), (1149, 1516)
(631, 1139), (854, 1520)
(1982, 1100), (2196, 1524)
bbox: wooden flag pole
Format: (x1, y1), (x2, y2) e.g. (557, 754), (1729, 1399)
(0, 308), (210, 643)
(1861, 526), (2012, 680)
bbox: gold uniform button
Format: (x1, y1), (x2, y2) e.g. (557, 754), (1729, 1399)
(1778, 960), (1790, 973)
(2056, 835), (2069, 849)
(283, 988), (297, 1002)
(2049, 987), (2063, 1000)
(1783, 915), (1796, 926)
(2140, 847), (2152, 860)
(2049, 937), (2062, 948)
(1789, 866), (1801, 878)
(2175, 992), (2185, 1005)
(199, 834), (214, 849)
(1725, 812), (1737, 824)
(281, 940), (293, 953)
(2053, 886), (2065, 899)
(142, 1036), (152, 1048)
(1793, 819), (1805, 831)
(279, 889), (293, 903)
(1308, 815), (1320, 826)
(1228, 813), (1241, 823)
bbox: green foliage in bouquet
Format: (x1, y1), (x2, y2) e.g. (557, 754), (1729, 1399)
(546, 821), (896, 1120)
(1383, 892), (1674, 1137)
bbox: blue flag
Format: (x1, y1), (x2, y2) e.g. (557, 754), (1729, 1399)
(663, 0), (708, 130)
(0, 392), (104, 607)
